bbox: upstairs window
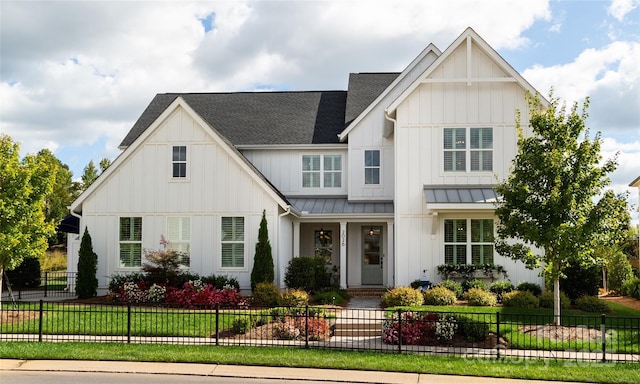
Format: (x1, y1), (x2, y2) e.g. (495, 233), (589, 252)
(470, 128), (493, 172)
(221, 217), (245, 268)
(119, 217), (142, 268)
(443, 128), (466, 172)
(302, 154), (342, 188)
(364, 150), (380, 185)
(443, 128), (493, 172)
(167, 217), (190, 267)
(172, 145), (187, 178)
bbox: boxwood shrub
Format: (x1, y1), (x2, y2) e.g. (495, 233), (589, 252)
(435, 279), (463, 298)
(539, 290), (570, 309)
(501, 290), (539, 308)
(575, 295), (610, 313)
(462, 287), (497, 306)
(381, 286), (424, 307)
(423, 286), (457, 306)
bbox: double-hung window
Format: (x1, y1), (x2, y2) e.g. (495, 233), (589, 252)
(444, 219), (494, 265)
(172, 145), (187, 178)
(302, 154), (342, 188)
(443, 128), (493, 172)
(364, 150), (380, 185)
(470, 128), (493, 171)
(221, 217), (244, 268)
(119, 217), (142, 268)
(167, 217), (190, 267)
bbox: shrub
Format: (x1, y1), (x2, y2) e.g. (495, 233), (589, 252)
(575, 295), (610, 313)
(489, 280), (515, 301)
(462, 288), (497, 306)
(462, 278), (488, 292)
(435, 280), (463, 298)
(454, 316), (490, 342)
(382, 312), (438, 345)
(5, 257), (41, 288)
(280, 289), (310, 307)
(108, 273), (145, 297)
(435, 316), (458, 342)
(141, 236), (183, 287)
(284, 256), (331, 293)
(232, 315), (256, 334)
(313, 289), (350, 305)
(200, 274), (240, 290)
(251, 210), (274, 291)
(382, 287), (424, 307)
(515, 282), (542, 297)
(164, 280), (245, 308)
(623, 277), (640, 299)
(423, 286), (457, 306)
(251, 282), (281, 307)
(560, 262), (600, 301)
(539, 290), (570, 309)
(607, 250), (634, 294)
(501, 290), (539, 308)
(76, 227), (98, 299)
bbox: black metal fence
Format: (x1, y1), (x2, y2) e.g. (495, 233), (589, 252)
(1, 301), (638, 363)
(2, 272), (77, 300)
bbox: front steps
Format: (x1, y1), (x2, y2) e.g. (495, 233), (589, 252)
(346, 288), (387, 298)
(333, 321), (382, 337)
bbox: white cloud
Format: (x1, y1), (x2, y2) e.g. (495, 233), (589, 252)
(608, 0), (640, 22)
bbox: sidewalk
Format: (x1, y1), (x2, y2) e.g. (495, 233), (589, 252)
(0, 359), (591, 384)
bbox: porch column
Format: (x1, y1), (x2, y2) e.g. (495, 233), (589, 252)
(386, 221), (394, 287)
(339, 221), (347, 289)
(293, 222), (300, 258)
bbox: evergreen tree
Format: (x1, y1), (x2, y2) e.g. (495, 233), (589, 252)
(76, 227), (98, 298)
(251, 210), (274, 291)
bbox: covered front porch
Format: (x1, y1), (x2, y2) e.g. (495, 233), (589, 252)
(288, 198), (394, 289)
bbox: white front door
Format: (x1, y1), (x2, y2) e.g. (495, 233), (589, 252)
(361, 227), (383, 285)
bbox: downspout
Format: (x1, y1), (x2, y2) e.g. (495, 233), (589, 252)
(384, 110), (397, 286)
(276, 206), (292, 289)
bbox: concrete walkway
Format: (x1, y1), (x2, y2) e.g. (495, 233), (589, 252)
(0, 359), (592, 384)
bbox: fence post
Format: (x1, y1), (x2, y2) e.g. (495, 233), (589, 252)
(215, 304), (219, 346)
(127, 303), (131, 344)
(44, 272), (48, 297)
(496, 312), (501, 360)
(397, 309), (403, 354)
(601, 314), (606, 363)
(38, 300), (43, 342)
(305, 305), (309, 349)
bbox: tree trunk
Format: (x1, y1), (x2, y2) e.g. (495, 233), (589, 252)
(553, 262), (561, 326)
(0, 267), (4, 311)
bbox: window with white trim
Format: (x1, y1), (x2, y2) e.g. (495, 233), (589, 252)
(221, 217), (244, 268)
(364, 150), (380, 185)
(167, 217), (190, 267)
(443, 128), (493, 172)
(444, 219), (494, 265)
(119, 217), (142, 267)
(302, 154), (342, 188)
(172, 145), (187, 178)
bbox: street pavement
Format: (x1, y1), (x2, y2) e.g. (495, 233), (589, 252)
(0, 359), (593, 383)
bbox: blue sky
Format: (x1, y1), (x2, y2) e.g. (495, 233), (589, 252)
(1, 0), (639, 221)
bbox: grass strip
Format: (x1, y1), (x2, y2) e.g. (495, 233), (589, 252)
(0, 342), (638, 384)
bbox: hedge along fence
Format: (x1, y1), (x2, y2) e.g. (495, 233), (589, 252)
(1, 301), (639, 363)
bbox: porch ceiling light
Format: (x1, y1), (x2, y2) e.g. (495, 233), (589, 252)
(369, 228), (375, 236)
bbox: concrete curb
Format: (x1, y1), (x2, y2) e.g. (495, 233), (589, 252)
(0, 359), (591, 383)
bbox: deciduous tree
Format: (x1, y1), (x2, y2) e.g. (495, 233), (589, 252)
(495, 94), (629, 324)
(0, 135), (56, 305)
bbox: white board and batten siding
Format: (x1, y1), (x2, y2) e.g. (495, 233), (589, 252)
(242, 148), (348, 197)
(80, 106), (286, 290)
(393, 41), (542, 287)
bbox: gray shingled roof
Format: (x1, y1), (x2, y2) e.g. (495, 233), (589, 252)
(344, 73), (400, 125)
(424, 186), (499, 204)
(120, 73), (401, 148)
(120, 91), (347, 147)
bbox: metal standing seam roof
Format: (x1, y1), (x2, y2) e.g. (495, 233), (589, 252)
(423, 186), (499, 204)
(289, 198), (394, 215)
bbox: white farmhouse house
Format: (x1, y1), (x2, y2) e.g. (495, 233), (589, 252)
(65, 28), (545, 293)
